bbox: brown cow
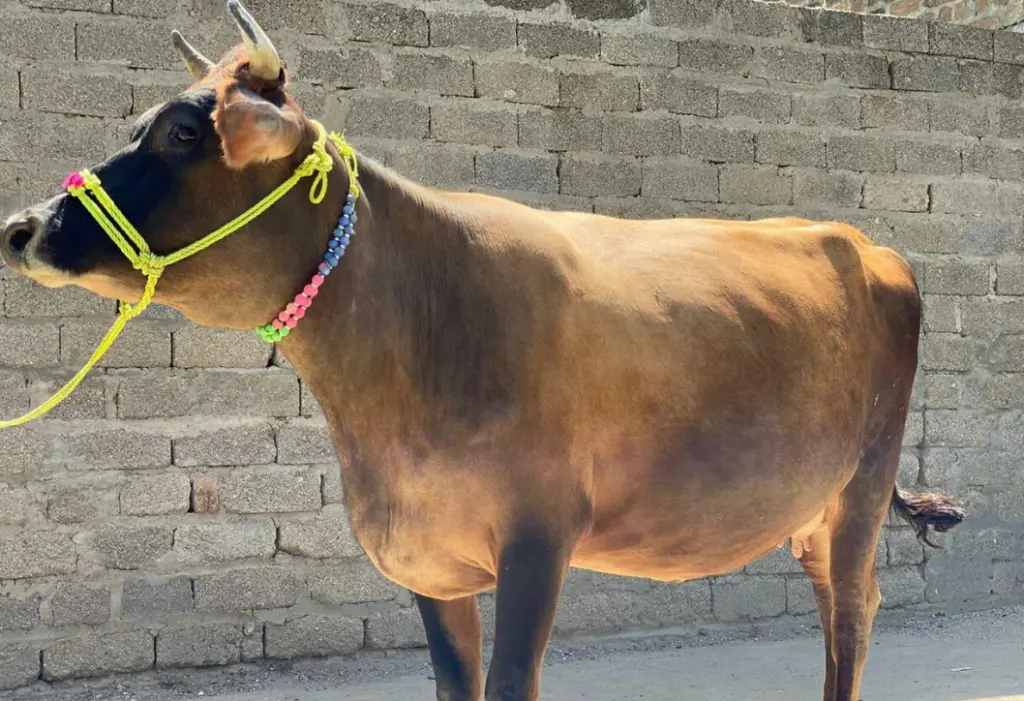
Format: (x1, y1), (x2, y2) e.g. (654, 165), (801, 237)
(0, 3), (964, 700)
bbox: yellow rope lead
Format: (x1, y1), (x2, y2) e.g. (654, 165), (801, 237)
(0, 120), (352, 430)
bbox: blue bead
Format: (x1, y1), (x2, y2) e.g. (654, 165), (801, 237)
(326, 252), (340, 266)
(318, 262), (332, 276)
(340, 216), (350, 227)
(343, 205), (353, 215)
(350, 213), (358, 223)
(341, 235), (350, 245)
(328, 238), (342, 250)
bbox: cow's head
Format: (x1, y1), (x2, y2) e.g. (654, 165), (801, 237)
(0, 0), (345, 330)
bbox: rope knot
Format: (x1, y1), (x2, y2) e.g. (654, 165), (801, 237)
(132, 253), (165, 278)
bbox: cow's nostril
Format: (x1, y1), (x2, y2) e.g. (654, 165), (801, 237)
(8, 227), (33, 255)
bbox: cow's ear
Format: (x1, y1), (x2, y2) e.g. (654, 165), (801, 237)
(213, 80), (304, 169)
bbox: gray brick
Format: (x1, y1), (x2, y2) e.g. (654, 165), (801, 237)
(89, 523), (173, 570)
(116, 369), (300, 420)
(998, 105), (1024, 140)
(757, 130), (824, 168)
(862, 177), (928, 213)
(392, 50), (474, 97)
(518, 108), (602, 152)
(864, 15), (927, 53)
(0, 595), (39, 632)
(307, 559), (400, 605)
(266, 615), (364, 659)
(22, 66), (131, 118)
(792, 93), (860, 128)
(931, 181), (1021, 220)
(195, 567), (297, 612)
(963, 144), (1024, 181)
(3, 276), (112, 317)
(720, 165), (791, 206)
(920, 373), (962, 408)
(931, 101), (990, 138)
(924, 261), (989, 296)
(278, 505), (364, 559)
(0, 14), (75, 60)
(678, 38), (753, 75)
(0, 531), (77, 579)
(925, 410), (993, 448)
(43, 630), (154, 681)
(28, 375), (107, 421)
(157, 622), (242, 669)
(921, 334), (972, 372)
(929, 22), (993, 61)
(0, 321), (59, 367)
(24, 0), (108, 9)
(388, 142), (477, 188)
(518, 22), (599, 60)
(924, 295), (958, 333)
(560, 67), (638, 111)
(642, 158), (717, 201)
(680, 124), (754, 163)
(559, 154), (641, 197)
(78, 19), (177, 69)
(759, 46), (823, 83)
(173, 521), (276, 566)
(475, 150), (558, 193)
(113, 0), (178, 16)
(277, 422), (336, 464)
(958, 59), (1023, 99)
(711, 575), (786, 620)
(602, 114), (679, 157)
(432, 99), (517, 147)
(174, 425), (277, 467)
(793, 170), (863, 208)
(221, 466), (321, 514)
(565, 0), (641, 20)
(0, 374), (30, 427)
(346, 94), (429, 139)
(725, 0), (799, 38)
(879, 567), (926, 608)
(649, 0), (716, 27)
(122, 576), (193, 618)
(718, 87), (791, 124)
(0, 642), (40, 691)
(228, 0), (325, 32)
(862, 93), (929, 131)
(0, 428), (52, 480)
(995, 30), (1024, 65)
(0, 113), (109, 164)
(592, 197), (680, 220)
(241, 623), (264, 662)
(476, 60), (559, 107)
(47, 483), (120, 525)
(121, 472), (190, 516)
(366, 607), (428, 649)
(997, 259), (1024, 295)
(296, 45), (381, 88)
(131, 76), (191, 114)
(346, 2), (427, 46)
(639, 73), (716, 117)
(825, 53), (888, 89)
(66, 429), (170, 470)
(0, 482), (30, 525)
(61, 320), (171, 368)
(429, 12), (515, 51)
(962, 298), (1024, 337)
(827, 135), (895, 172)
(745, 548), (801, 575)
(50, 583), (109, 627)
(602, 32), (676, 68)
(797, 7), (862, 46)
(964, 374), (1024, 410)
(172, 327), (273, 368)
(891, 56), (960, 92)
(786, 577), (816, 615)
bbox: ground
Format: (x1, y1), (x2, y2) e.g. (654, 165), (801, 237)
(9, 605), (1024, 701)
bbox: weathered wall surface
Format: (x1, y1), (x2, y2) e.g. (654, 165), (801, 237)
(772, 0), (1024, 30)
(1, 0), (1023, 691)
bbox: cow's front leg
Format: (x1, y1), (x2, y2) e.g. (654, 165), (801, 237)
(484, 530), (572, 701)
(416, 594), (484, 701)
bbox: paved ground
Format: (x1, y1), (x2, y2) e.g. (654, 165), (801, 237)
(9, 605), (1024, 701)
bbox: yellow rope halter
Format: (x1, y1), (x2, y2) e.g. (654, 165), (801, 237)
(0, 119), (359, 429)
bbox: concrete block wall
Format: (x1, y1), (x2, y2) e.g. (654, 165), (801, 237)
(769, 0), (1024, 30)
(0, 0), (1023, 690)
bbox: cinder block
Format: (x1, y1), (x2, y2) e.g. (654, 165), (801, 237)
(920, 373), (962, 409)
(793, 170), (863, 208)
(265, 615), (364, 659)
(559, 66), (638, 111)
(88, 523), (173, 569)
(24, 0), (108, 10)
(678, 38), (752, 74)
(559, 154), (641, 198)
(43, 630), (154, 681)
(639, 73), (716, 117)
(925, 410), (993, 448)
(756, 130), (825, 167)
(864, 15), (927, 53)
(998, 105), (1024, 140)
(174, 425), (277, 467)
(924, 261), (989, 296)
(891, 55), (960, 92)
(862, 93), (930, 131)
(0, 321), (59, 367)
(61, 320), (171, 368)
(680, 124), (755, 163)
(719, 165), (792, 206)
(931, 181), (1021, 220)
(172, 521), (277, 566)
(22, 66), (132, 118)
(388, 142), (477, 188)
(47, 483), (121, 525)
(221, 466), (321, 514)
(0, 14), (75, 60)
(725, 0), (799, 39)
(296, 45), (380, 88)
(744, 547), (802, 575)
(0, 595), (39, 633)
(3, 276), (112, 317)
(642, 158), (717, 202)
(879, 566), (926, 608)
(366, 607), (427, 649)
(432, 99), (517, 147)
(50, 583), (110, 627)
(797, 6), (862, 46)
(995, 31), (1024, 65)
(825, 53), (889, 89)
(307, 559), (400, 605)
(0, 531), (77, 579)
(896, 141), (962, 176)
(121, 576), (193, 618)
(131, 75), (192, 114)
(346, 94), (429, 139)
(0, 482), (30, 526)
(518, 22), (599, 60)
(602, 114), (679, 157)
(759, 46), (823, 84)
(931, 101), (990, 138)
(648, 0), (716, 28)
(172, 326), (273, 368)
(0, 113), (109, 164)
(518, 108), (602, 152)
(923, 295), (959, 334)
(476, 59), (558, 107)
(958, 60), (1022, 99)
(0, 373), (30, 425)
(929, 22), (993, 61)
(921, 334), (973, 372)
(429, 12), (515, 51)
(345, 2), (427, 46)
(225, 0), (324, 32)
(962, 298), (1024, 338)
(602, 32), (677, 68)
(997, 259), (1024, 295)
(475, 150), (559, 193)
(113, 0), (178, 16)
(862, 177), (928, 213)
(277, 504), (364, 559)
(77, 18), (178, 69)
(157, 623), (242, 668)
(0, 642), (40, 691)
(967, 374), (1024, 410)
(711, 575), (786, 620)
(194, 567), (297, 612)
(827, 135), (896, 172)
(963, 144), (1024, 181)
(792, 93), (860, 128)
(565, 0), (641, 20)
(66, 429), (171, 470)
(121, 472), (190, 516)
(116, 369), (300, 419)
(391, 50), (474, 97)
(718, 87), (791, 123)
(276, 422), (336, 464)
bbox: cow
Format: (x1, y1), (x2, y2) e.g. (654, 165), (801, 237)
(0, 3), (965, 700)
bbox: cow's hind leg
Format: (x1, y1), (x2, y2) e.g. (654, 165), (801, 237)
(416, 594), (484, 701)
(795, 523), (837, 701)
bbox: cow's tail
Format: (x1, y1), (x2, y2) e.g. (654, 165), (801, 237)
(890, 485), (965, 548)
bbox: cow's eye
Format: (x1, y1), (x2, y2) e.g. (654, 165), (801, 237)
(168, 123), (198, 145)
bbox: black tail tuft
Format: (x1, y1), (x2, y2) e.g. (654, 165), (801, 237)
(891, 486), (966, 548)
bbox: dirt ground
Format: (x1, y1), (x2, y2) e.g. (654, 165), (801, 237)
(7, 605), (1024, 701)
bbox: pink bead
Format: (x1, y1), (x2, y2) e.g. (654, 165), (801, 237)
(285, 317), (298, 329)
(294, 294), (311, 309)
(278, 310), (290, 322)
(303, 284), (319, 298)
(286, 303), (298, 315)
(311, 275), (325, 287)
(293, 306), (306, 320)
(272, 319), (284, 330)
(62, 172), (84, 189)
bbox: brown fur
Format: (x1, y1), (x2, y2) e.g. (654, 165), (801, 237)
(0, 13), (967, 701)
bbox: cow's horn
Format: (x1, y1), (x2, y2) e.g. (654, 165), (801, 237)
(171, 30), (214, 80)
(226, 0), (282, 81)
